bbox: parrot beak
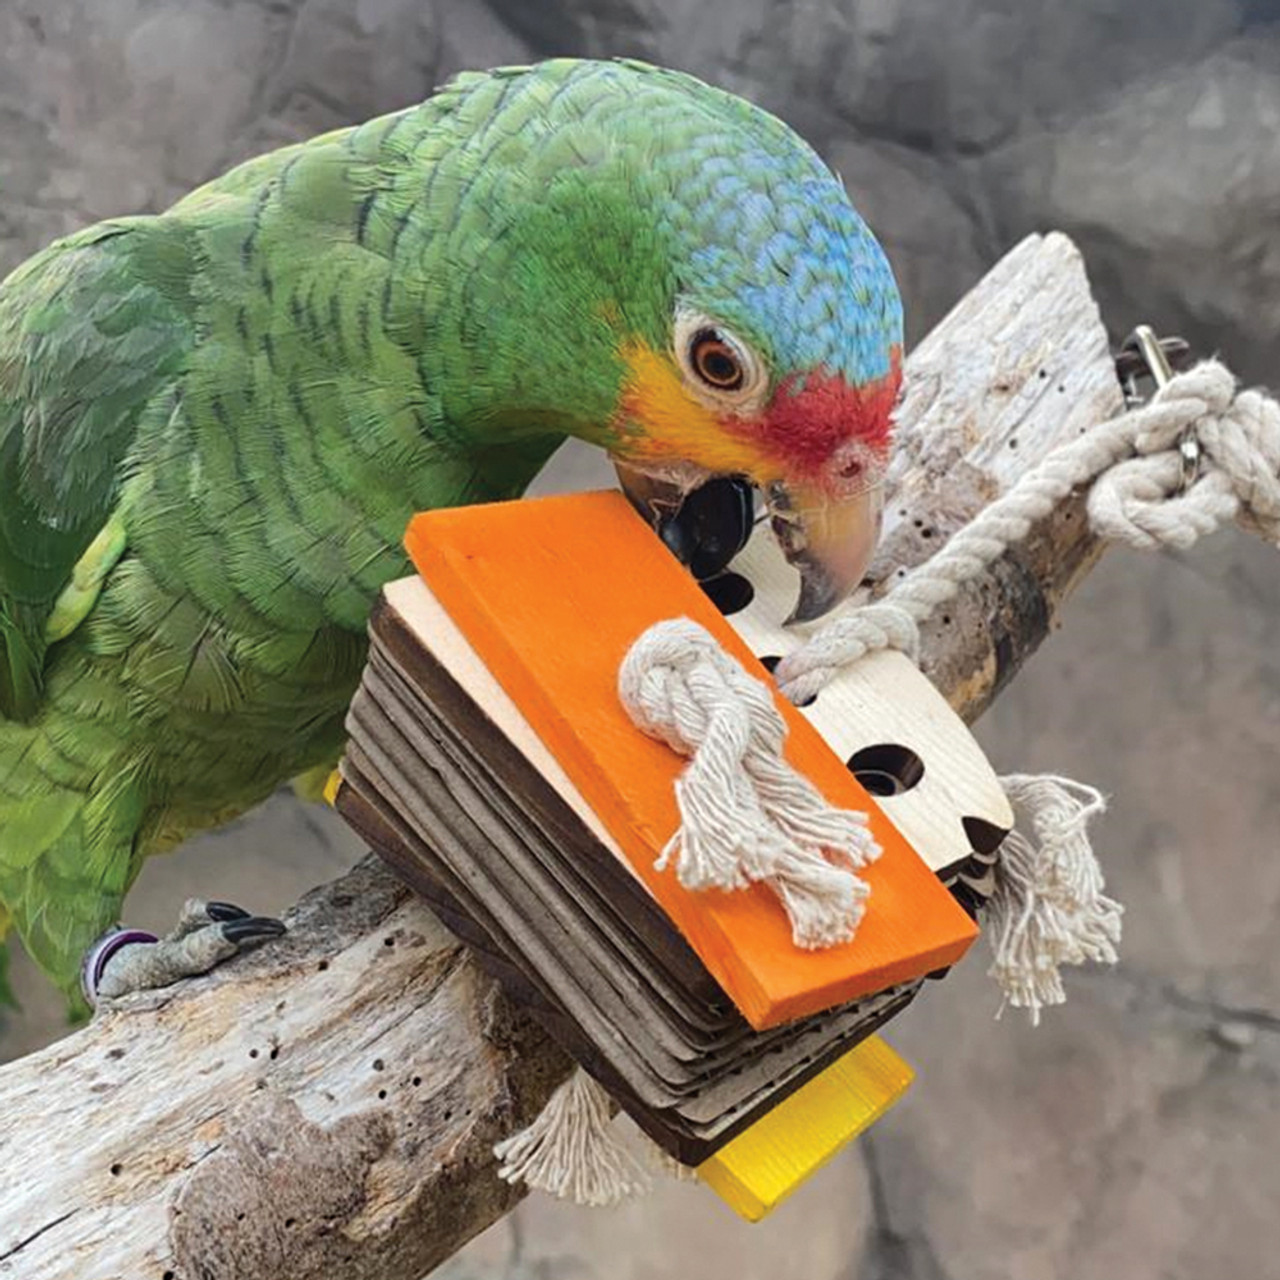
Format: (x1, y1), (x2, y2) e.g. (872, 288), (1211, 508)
(614, 459), (883, 623)
(614, 460), (756, 581)
(763, 478), (884, 624)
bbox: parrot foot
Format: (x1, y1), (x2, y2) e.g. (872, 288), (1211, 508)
(82, 899), (286, 1007)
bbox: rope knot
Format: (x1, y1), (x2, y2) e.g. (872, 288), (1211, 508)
(619, 618), (880, 949)
(1089, 360), (1280, 549)
(1203, 384), (1280, 539)
(619, 619), (784, 764)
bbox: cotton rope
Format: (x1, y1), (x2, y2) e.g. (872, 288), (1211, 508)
(618, 618), (881, 948)
(493, 1068), (652, 1205)
(774, 361), (1274, 702)
(498, 359), (1280, 1203)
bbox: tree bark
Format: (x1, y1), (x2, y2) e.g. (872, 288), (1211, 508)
(0, 231), (1123, 1280)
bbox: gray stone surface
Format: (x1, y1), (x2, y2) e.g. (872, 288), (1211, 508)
(1, 3), (1278, 1278)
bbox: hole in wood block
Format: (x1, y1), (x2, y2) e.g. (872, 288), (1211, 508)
(759, 654), (816, 707)
(961, 815), (1009, 856)
(700, 571), (755, 616)
(846, 744), (925, 796)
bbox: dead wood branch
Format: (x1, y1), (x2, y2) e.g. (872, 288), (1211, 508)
(0, 232), (1122, 1280)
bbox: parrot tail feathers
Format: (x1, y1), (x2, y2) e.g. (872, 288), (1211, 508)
(0, 906), (16, 1011)
(0, 786), (142, 1015)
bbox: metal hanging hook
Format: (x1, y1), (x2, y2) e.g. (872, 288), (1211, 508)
(1117, 325), (1201, 493)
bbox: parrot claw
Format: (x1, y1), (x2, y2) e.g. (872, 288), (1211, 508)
(82, 898), (288, 1007)
(203, 900), (252, 924)
(220, 915), (288, 946)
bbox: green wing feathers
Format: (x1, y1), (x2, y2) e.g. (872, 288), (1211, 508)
(0, 776), (146, 1007)
(0, 219), (195, 720)
(0, 220), (199, 998)
(0, 126), (386, 995)
(0, 60), (769, 999)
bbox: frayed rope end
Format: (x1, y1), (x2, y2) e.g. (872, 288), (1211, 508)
(985, 774), (1123, 1025)
(494, 1068), (652, 1207)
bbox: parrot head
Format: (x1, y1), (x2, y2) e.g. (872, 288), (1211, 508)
(438, 62), (903, 621)
(606, 264), (901, 623)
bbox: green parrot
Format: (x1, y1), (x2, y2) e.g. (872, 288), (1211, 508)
(0, 58), (903, 1008)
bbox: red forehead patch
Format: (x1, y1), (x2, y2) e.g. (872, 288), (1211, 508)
(737, 348), (902, 477)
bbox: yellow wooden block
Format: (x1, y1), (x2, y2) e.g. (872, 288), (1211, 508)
(322, 768), (342, 807)
(698, 1035), (913, 1222)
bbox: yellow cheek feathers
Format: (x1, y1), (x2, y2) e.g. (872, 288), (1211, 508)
(617, 340), (778, 480)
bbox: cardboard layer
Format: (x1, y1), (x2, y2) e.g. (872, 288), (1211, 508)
(335, 601), (923, 1161)
(405, 491), (978, 1029)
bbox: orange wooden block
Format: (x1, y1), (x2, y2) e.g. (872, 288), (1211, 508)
(405, 491), (977, 1029)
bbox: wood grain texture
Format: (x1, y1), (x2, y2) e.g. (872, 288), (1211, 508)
(0, 859), (571, 1280)
(872, 231), (1123, 721)
(0, 233), (1121, 1280)
(404, 492), (976, 1029)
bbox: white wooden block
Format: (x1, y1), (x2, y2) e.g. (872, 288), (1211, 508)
(723, 522), (1013, 877)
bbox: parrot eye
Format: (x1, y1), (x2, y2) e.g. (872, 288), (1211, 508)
(673, 308), (767, 410)
(690, 330), (745, 391)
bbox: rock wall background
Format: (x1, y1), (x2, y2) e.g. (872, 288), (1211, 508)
(4, 1), (1280, 378)
(1, 4), (1278, 1279)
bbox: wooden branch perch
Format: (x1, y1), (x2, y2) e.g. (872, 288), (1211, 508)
(0, 232), (1123, 1280)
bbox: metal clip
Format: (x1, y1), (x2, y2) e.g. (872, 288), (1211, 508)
(1117, 325), (1200, 492)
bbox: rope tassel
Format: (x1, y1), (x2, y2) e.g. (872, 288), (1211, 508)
(493, 1068), (652, 1206)
(985, 774), (1123, 1023)
(619, 619), (880, 949)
